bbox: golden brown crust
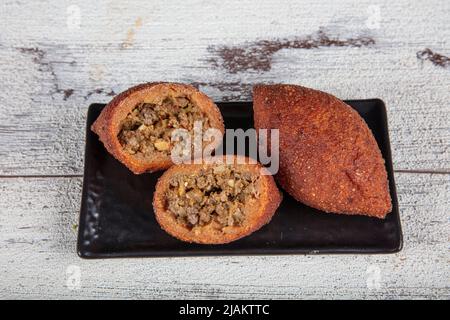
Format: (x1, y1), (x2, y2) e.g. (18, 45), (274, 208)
(253, 84), (392, 218)
(152, 156), (283, 244)
(91, 82), (225, 174)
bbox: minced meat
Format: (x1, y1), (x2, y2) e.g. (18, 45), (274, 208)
(165, 165), (260, 228)
(118, 95), (211, 157)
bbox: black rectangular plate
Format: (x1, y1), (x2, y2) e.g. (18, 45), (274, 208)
(78, 100), (402, 258)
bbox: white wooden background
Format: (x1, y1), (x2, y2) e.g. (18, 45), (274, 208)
(0, 0), (449, 299)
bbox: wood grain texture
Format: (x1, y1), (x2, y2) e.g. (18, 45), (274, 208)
(0, 173), (448, 299)
(0, 0), (449, 175)
(0, 0), (449, 299)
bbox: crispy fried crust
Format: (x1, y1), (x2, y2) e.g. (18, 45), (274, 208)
(253, 84), (392, 218)
(153, 156), (283, 244)
(91, 82), (225, 174)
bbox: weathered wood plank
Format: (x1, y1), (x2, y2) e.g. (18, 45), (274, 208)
(0, 0), (449, 175)
(0, 0), (449, 300)
(0, 172), (448, 299)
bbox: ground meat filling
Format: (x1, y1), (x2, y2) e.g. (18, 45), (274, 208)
(118, 95), (210, 157)
(165, 165), (260, 229)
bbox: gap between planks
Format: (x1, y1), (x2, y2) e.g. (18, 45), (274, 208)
(0, 169), (449, 179)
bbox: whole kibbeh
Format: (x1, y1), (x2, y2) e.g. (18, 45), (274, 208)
(253, 84), (392, 218)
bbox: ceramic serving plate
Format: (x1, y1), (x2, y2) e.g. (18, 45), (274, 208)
(77, 100), (402, 258)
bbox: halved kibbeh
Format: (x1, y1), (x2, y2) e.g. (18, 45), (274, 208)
(92, 82), (224, 174)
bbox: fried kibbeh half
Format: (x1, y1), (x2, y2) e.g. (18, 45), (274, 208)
(153, 156), (282, 244)
(253, 84), (392, 218)
(91, 82), (224, 174)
